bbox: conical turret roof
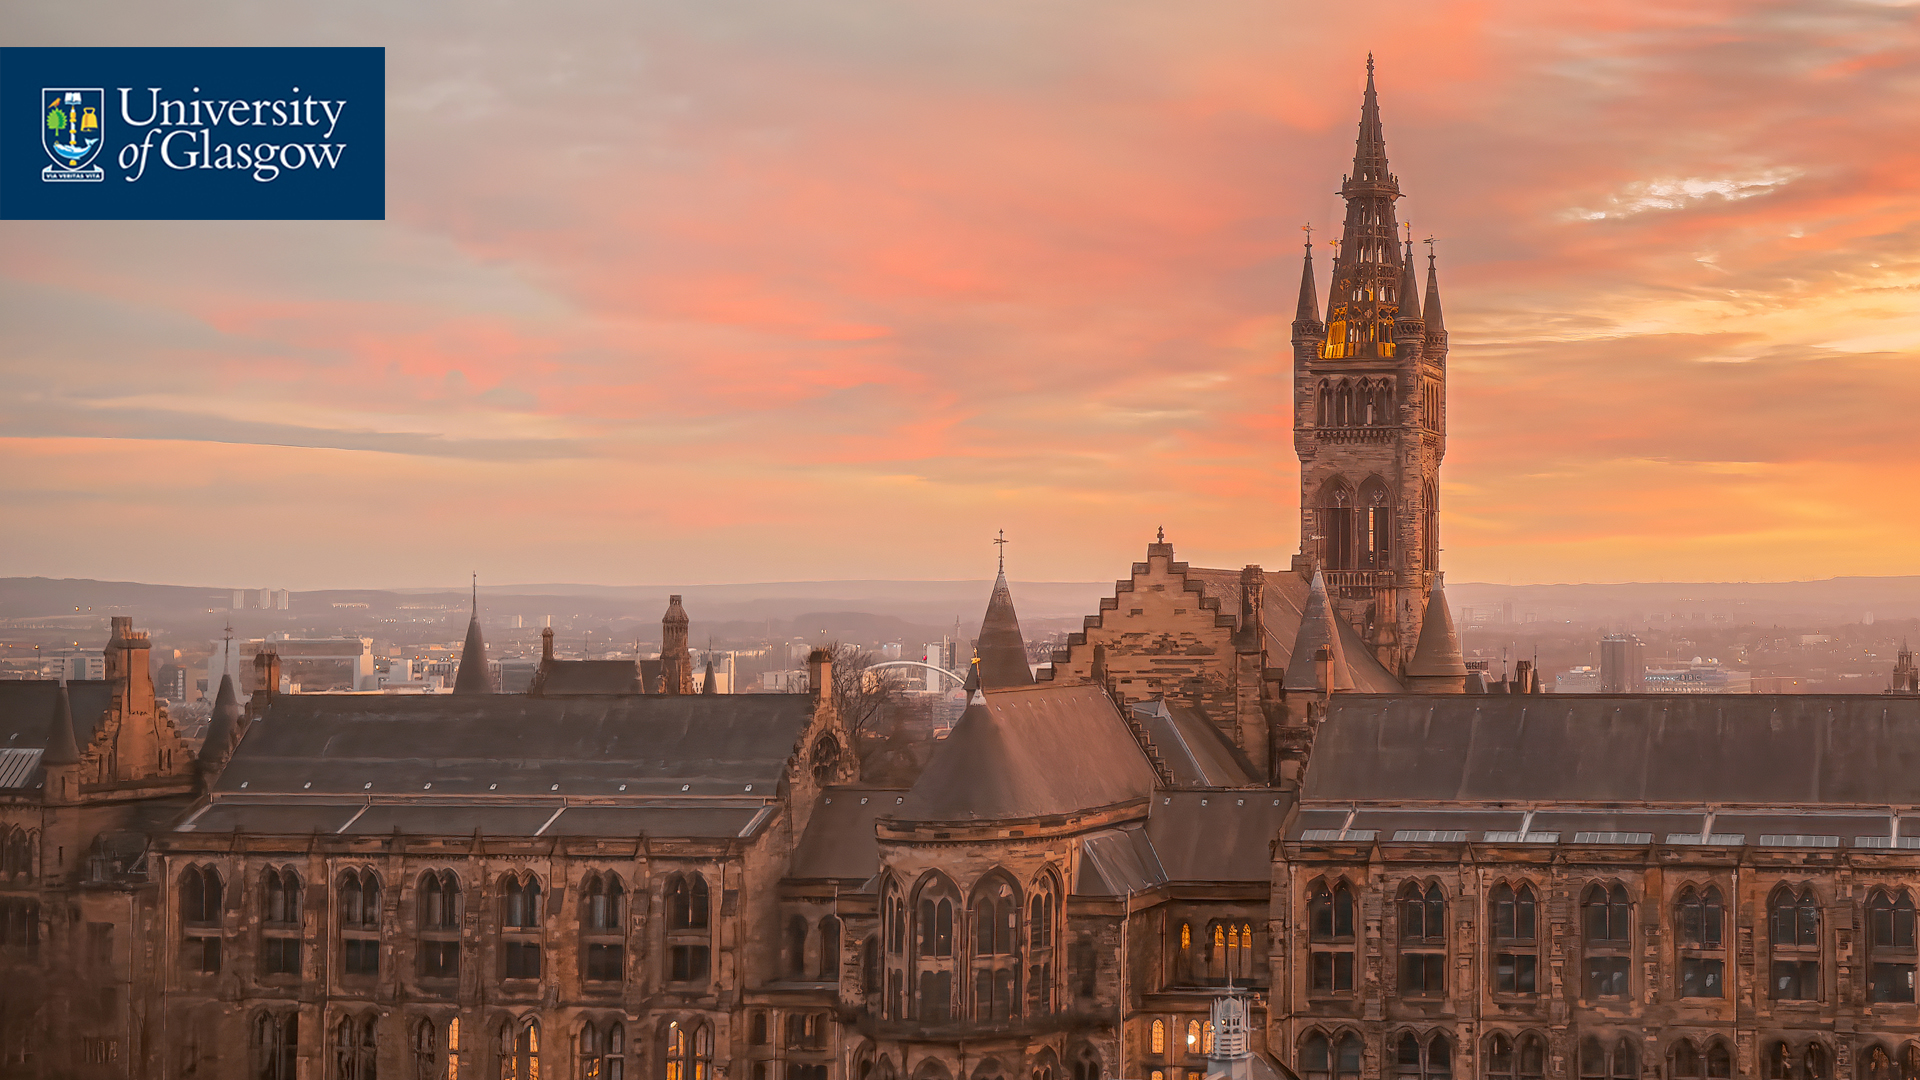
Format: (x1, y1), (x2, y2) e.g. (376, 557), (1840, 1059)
(701, 657), (718, 694)
(44, 681), (80, 766)
(197, 673), (243, 766)
(453, 587), (491, 695)
(975, 569), (1035, 689)
(1282, 571), (1354, 691)
(1295, 240), (1320, 323)
(1406, 576), (1469, 680)
(1396, 239), (1422, 322)
(1423, 251), (1446, 334)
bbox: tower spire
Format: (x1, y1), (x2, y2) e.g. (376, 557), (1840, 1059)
(1397, 237), (1422, 323)
(1423, 240), (1449, 363)
(1324, 57), (1404, 361)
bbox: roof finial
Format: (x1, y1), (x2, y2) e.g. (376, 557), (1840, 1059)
(1156, 525), (1165, 543)
(993, 529), (1008, 574)
(471, 572), (478, 617)
(1367, 52), (1374, 77)
(1424, 235), (1437, 266)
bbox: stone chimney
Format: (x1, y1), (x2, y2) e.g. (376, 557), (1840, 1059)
(807, 647), (832, 701)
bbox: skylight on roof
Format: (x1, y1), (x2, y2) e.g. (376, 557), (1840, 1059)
(1573, 831), (1652, 845)
(1759, 834), (1840, 848)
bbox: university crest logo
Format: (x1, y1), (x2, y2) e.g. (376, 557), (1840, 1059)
(42, 87), (105, 182)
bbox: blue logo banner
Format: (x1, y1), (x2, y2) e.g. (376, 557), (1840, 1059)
(1, 47), (384, 220)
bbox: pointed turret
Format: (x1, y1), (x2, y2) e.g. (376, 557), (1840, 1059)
(1405, 575), (1469, 693)
(197, 673), (243, 769)
(1291, 240), (1326, 368)
(1351, 53), (1391, 185)
(975, 567), (1036, 689)
(701, 656), (719, 694)
(1282, 571), (1354, 692)
(1393, 237), (1425, 364)
(452, 580), (491, 694)
(44, 682), (80, 767)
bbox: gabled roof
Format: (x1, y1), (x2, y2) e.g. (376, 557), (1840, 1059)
(534, 659), (646, 695)
(1302, 695), (1920, 807)
(1130, 701), (1260, 787)
(894, 683), (1156, 823)
(211, 692), (818, 800)
(1183, 568), (1401, 692)
(975, 570), (1035, 688)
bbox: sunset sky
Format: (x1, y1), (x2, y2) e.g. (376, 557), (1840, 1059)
(4, 0), (1918, 590)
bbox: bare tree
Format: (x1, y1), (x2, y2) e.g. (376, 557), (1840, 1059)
(827, 642), (905, 752)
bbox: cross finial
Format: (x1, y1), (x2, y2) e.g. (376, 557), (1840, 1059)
(1156, 525), (1165, 544)
(993, 529), (1008, 574)
(1301, 222), (1313, 249)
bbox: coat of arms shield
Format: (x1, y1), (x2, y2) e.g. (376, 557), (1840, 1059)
(42, 87), (105, 181)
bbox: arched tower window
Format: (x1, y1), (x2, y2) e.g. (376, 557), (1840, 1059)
(1317, 479), (1356, 571)
(1359, 477), (1393, 570)
(913, 874), (960, 1020)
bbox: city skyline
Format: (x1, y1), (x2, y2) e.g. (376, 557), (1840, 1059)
(5, 0), (1919, 590)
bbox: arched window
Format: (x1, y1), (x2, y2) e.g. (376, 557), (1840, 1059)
(819, 915), (841, 982)
(1856, 1044), (1920, 1080)
(1175, 921), (1193, 983)
(1804, 1044), (1831, 1080)
(664, 1021), (711, 1080)
(411, 1018), (436, 1080)
(3, 830), (32, 879)
(1318, 381), (1335, 427)
(1580, 1037), (1636, 1080)
(1151, 1020), (1166, 1056)
(1185, 1020), (1201, 1057)
(1026, 871), (1058, 1016)
(577, 1021), (625, 1080)
(665, 873), (712, 985)
(667, 874), (710, 930)
(340, 869), (381, 977)
(1300, 1033), (1361, 1080)
(252, 1012), (298, 1080)
(1308, 881), (1355, 993)
(1490, 883), (1537, 995)
(1580, 883), (1631, 999)
(1318, 480), (1356, 571)
(179, 864), (223, 975)
(1398, 882), (1445, 997)
(499, 1018), (539, 1080)
(1867, 888), (1917, 1003)
(334, 1014), (377, 1080)
(581, 873), (625, 984)
(1488, 1034), (1546, 1080)
(1070, 1045), (1100, 1080)
(917, 896), (955, 957)
(260, 867), (302, 976)
(1675, 884), (1725, 998)
(447, 1017), (461, 1080)
(787, 914), (810, 978)
(1671, 1038), (1733, 1080)
(1396, 1032), (1452, 1080)
(1769, 884), (1821, 1000)
(501, 874), (542, 980)
(862, 934), (881, 995)
(418, 871), (461, 981)
(1358, 477), (1393, 570)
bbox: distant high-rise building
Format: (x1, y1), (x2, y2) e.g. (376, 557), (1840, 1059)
(510, 614), (524, 629)
(1600, 634), (1646, 693)
(230, 589), (246, 610)
(270, 589), (290, 610)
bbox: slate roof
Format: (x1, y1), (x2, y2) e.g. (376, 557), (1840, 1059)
(534, 659), (647, 695)
(210, 692), (818, 800)
(1302, 694), (1920, 807)
(1131, 701), (1260, 787)
(1147, 790), (1292, 882)
(0, 680), (113, 790)
(178, 800), (773, 839)
(791, 786), (908, 880)
(1074, 825), (1165, 895)
(1185, 569), (1402, 692)
(893, 683), (1157, 823)
(975, 569), (1036, 688)
(453, 611), (489, 694)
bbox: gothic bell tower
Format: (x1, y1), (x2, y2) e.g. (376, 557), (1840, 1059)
(1289, 57), (1450, 673)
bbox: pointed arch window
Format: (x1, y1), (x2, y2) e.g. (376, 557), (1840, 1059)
(1318, 481), (1356, 571)
(1026, 873), (1058, 1015)
(787, 914), (810, 978)
(581, 872), (625, 984)
(1580, 883), (1631, 999)
(665, 873), (712, 985)
(1175, 921), (1193, 984)
(418, 870), (461, 980)
(1579, 1038), (1636, 1080)
(1308, 881), (1355, 993)
(1395, 1033), (1452, 1080)
(178, 864), (222, 974)
(1856, 1043), (1920, 1080)
(1675, 884), (1724, 998)
(818, 915), (841, 982)
(498, 1018), (539, 1080)
(1397, 882), (1446, 996)
(338, 869), (381, 977)
(252, 1012), (298, 1080)
(969, 876), (1022, 1021)
(260, 867), (302, 976)
(2, 829), (31, 880)
(1301, 1033), (1362, 1080)
(1150, 1020), (1166, 1056)
(334, 1014), (377, 1080)
(1488, 1034), (1546, 1080)
(1768, 885), (1821, 1000)
(1868, 888), (1917, 1002)
(664, 1021), (710, 1080)
(411, 1017), (436, 1080)
(577, 1021), (624, 1080)
(1671, 1038), (1733, 1080)
(500, 873), (542, 980)
(1490, 882), (1536, 995)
